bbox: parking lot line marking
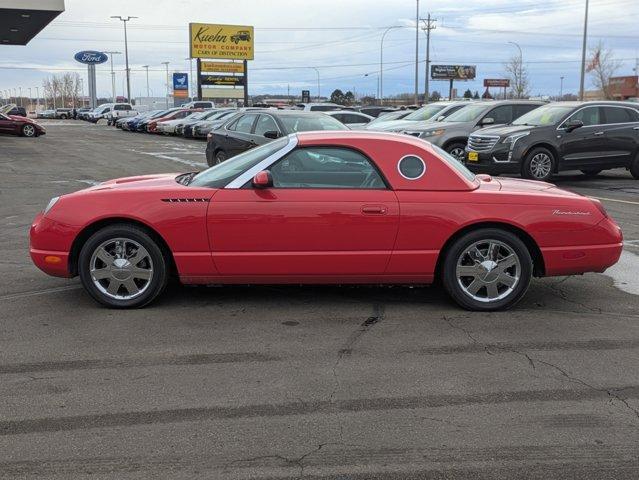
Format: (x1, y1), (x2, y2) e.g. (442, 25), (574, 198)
(590, 196), (639, 206)
(1, 285), (82, 301)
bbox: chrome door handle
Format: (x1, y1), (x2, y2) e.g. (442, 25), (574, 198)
(593, 131), (604, 136)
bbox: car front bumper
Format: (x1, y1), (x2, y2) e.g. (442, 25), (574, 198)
(29, 212), (73, 278)
(463, 144), (522, 175)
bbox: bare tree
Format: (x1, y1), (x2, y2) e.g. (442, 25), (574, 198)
(504, 55), (530, 98)
(587, 41), (622, 100)
(42, 73), (82, 108)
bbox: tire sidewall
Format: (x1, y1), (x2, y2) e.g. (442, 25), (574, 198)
(445, 142), (467, 161)
(442, 228), (533, 311)
(523, 147), (554, 181)
(78, 225), (168, 308)
(22, 124), (36, 137)
(215, 150), (227, 164)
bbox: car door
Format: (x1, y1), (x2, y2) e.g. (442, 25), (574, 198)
(0, 114), (14, 134)
(478, 105), (513, 130)
(208, 146), (399, 277)
(222, 113), (259, 157)
(558, 106), (607, 169)
(599, 105), (639, 167)
(253, 113), (282, 143)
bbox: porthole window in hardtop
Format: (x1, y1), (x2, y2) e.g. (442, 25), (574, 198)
(398, 155), (426, 180)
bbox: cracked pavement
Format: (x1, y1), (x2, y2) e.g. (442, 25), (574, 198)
(1, 122), (639, 479)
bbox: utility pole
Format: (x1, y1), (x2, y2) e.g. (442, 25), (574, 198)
(560, 76), (564, 98)
(104, 51), (122, 102)
(142, 65), (150, 98)
(421, 14), (436, 104)
(111, 16), (137, 103)
(414, 0), (419, 105)
(508, 41), (523, 98)
(161, 61), (170, 108)
(579, 0), (589, 101)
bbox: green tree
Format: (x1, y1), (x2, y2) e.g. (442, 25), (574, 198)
(463, 89), (473, 99)
(429, 90), (441, 102)
(344, 91), (355, 105)
(473, 91), (480, 99)
(330, 89), (345, 104)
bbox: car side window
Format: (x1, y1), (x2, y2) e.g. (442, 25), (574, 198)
(234, 114), (258, 133)
(269, 147), (386, 189)
(484, 105), (513, 124)
(345, 114), (369, 124)
(254, 115), (279, 136)
(513, 104), (538, 119)
(569, 106), (601, 126)
(602, 106), (639, 124)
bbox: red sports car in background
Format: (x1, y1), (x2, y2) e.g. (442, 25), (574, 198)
(30, 131), (623, 310)
(0, 112), (46, 137)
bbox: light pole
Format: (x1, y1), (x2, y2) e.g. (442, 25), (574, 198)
(414, 0), (420, 105)
(380, 26), (404, 105)
(508, 41), (523, 98)
(142, 65), (150, 98)
(309, 67), (320, 101)
(161, 61), (170, 108)
(28, 87), (32, 110)
(185, 57), (194, 100)
(35, 86), (39, 110)
(104, 51), (122, 102)
(19, 87), (22, 106)
(560, 76), (564, 98)
(579, 0), (589, 101)
(111, 15), (137, 102)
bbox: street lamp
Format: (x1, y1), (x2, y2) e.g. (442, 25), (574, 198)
(104, 51), (122, 102)
(309, 67), (320, 101)
(578, 0), (589, 101)
(184, 57), (194, 100)
(380, 26), (404, 104)
(142, 65), (150, 98)
(508, 41), (523, 98)
(161, 61), (170, 108)
(560, 76), (564, 98)
(111, 15), (137, 102)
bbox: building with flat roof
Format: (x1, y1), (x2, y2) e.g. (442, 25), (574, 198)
(0, 0), (64, 45)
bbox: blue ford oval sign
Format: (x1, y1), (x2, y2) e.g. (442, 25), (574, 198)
(74, 51), (108, 65)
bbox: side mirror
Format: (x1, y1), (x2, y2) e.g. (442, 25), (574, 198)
(252, 170), (273, 189)
(481, 117), (495, 126)
(436, 115), (446, 121)
(263, 130), (280, 139)
(564, 119), (584, 132)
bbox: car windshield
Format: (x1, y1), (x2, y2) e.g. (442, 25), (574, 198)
(0, 113), (9, 120)
(190, 137), (289, 188)
(432, 144), (476, 181)
(209, 110), (235, 120)
(403, 104), (447, 121)
(279, 114), (348, 133)
(443, 104), (490, 122)
(512, 105), (575, 126)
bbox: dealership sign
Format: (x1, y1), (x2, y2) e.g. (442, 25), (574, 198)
(74, 51), (108, 65)
(431, 65), (476, 80)
(484, 78), (510, 87)
(189, 23), (254, 60)
(201, 74), (246, 86)
(201, 61), (245, 74)
(173, 73), (189, 98)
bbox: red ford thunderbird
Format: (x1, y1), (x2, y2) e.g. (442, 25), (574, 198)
(30, 131), (623, 310)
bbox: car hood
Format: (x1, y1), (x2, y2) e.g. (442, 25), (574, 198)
(77, 174), (185, 194)
(366, 119), (420, 131)
(398, 119), (463, 132)
(9, 115), (32, 122)
(473, 124), (535, 137)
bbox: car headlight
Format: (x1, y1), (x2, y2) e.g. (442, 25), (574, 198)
(502, 131), (529, 145)
(44, 196), (59, 214)
(419, 129), (445, 138)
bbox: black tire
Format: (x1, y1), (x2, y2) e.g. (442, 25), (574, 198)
(581, 169), (602, 176)
(215, 150), (228, 165)
(445, 142), (467, 161)
(78, 224), (168, 308)
(21, 124), (36, 137)
(630, 156), (639, 180)
(522, 147), (555, 181)
(442, 228), (533, 311)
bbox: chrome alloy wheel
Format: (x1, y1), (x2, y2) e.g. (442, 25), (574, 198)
(456, 240), (521, 303)
(89, 238), (153, 300)
(529, 152), (552, 179)
(23, 124), (36, 137)
(448, 147), (465, 161)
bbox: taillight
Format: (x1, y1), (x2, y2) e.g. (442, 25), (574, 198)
(591, 198), (609, 218)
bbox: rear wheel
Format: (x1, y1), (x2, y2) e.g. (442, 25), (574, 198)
(630, 156), (639, 180)
(442, 228), (533, 311)
(215, 150), (228, 165)
(21, 124), (36, 137)
(581, 169), (602, 176)
(522, 147), (554, 181)
(445, 142), (466, 161)
(78, 224), (168, 308)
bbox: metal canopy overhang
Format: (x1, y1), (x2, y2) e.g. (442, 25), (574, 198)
(0, 0), (65, 45)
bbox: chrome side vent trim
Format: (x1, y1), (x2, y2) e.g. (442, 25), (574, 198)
(161, 198), (210, 203)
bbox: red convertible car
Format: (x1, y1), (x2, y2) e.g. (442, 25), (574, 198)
(30, 131), (622, 310)
(0, 112), (46, 137)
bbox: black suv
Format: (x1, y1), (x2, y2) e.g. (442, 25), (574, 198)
(464, 101), (639, 181)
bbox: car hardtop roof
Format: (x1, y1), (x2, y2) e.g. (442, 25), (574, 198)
(551, 100), (639, 108)
(295, 129), (433, 146)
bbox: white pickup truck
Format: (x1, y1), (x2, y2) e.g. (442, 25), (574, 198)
(86, 103), (136, 124)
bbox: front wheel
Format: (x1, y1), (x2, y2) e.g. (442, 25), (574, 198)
(630, 156), (639, 180)
(445, 142), (467, 162)
(442, 228), (533, 311)
(522, 147), (555, 181)
(78, 224), (168, 308)
(21, 124), (36, 137)
(215, 150), (228, 165)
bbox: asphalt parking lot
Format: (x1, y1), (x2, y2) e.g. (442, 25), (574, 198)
(1, 120), (639, 479)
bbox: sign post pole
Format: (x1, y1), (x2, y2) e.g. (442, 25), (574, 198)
(243, 60), (248, 106)
(197, 59), (202, 101)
